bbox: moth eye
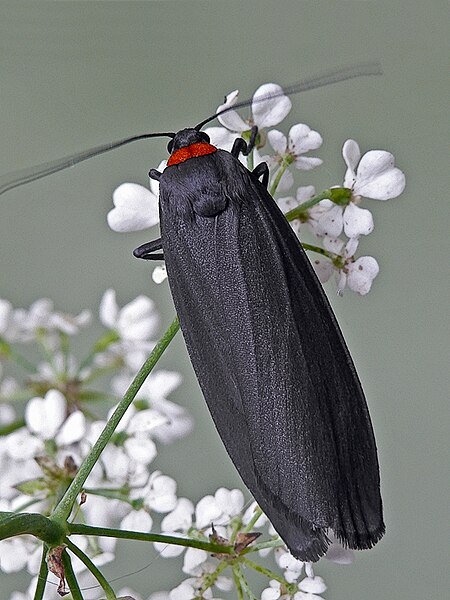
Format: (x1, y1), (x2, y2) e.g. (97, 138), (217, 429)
(200, 132), (210, 144)
(167, 139), (174, 153)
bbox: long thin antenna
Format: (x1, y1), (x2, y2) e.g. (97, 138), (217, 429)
(0, 132), (175, 196)
(194, 62), (382, 130)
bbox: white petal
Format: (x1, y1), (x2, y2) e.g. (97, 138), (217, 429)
(298, 576), (327, 594)
(127, 409), (168, 434)
(342, 139), (360, 174)
(195, 495), (222, 529)
(124, 436), (157, 464)
(145, 369), (183, 399)
(117, 296), (159, 340)
(294, 157), (323, 171)
(182, 547), (208, 574)
(214, 487), (244, 516)
(323, 236), (344, 253)
(4, 429), (44, 460)
(216, 90), (248, 131)
(311, 258), (333, 283)
(315, 205), (343, 237)
(288, 124), (323, 154)
(203, 127), (238, 152)
(273, 168), (294, 193)
(267, 130), (287, 154)
(161, 498), (194, 532)
(99, 289), (119, 328)
(108, 183), (159, 232)
(354, 151), (405, 199)
(154, 538), (185, 557)
(55, 411), (86, 445)
(25, 390), (66, 439)
(252, 84), (292, 128)
(344, 237), (359, 257)
(343, 203), (374, 237)
(120, 509), (153, 532)
(347, 256), (379, 295)
(152, 265), (168, 284)
(296, 185), (316, 202)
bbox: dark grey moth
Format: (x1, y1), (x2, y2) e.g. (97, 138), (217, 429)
(0, 64), (385, 561)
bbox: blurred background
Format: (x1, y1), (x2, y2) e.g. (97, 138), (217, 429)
(0, 1), (448, 598)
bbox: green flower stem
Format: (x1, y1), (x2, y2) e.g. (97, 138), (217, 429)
(51, 316), (180, 525)
(242, 506), (263, 533)
(200, 559), (229, 594)
(32, 545), (48, 600)
(233, 564), (257, 600)
(77, 330), (121, 375)
(0, 338), (36, 373)
(0, 512), (66, 545)
(241, 556), (290, 588)
(301, 242), (339, 261)
(251, 538), (285, 553)
(233, 568), (244, 600)
(62, 549), (83, 600)
(64, 537), (117, 600)
(82, 487), (135, 505)
(269, 160), (290, 196)
(284, 187), (352, 221)
(0, 418), (25, 436)
(67, 522), (233, 554)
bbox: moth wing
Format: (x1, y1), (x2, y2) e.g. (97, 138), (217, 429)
(159, 152), (384, 560)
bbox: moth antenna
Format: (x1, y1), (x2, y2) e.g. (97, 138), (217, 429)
(194, 61), (382, 130)
(0, 132), (175, 196)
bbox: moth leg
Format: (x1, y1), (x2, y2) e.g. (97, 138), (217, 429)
(133, 238), (164, 261)
(149, 169), (162, 181)
(231, 126), (259, 158)
(252, 162), (269, 188)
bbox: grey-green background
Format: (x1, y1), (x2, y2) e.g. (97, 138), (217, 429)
(0, 1), (448, 598)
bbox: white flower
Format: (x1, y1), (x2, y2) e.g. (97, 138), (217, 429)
(277, 186), (318, 236)
(134, 471), (177, 513)
(195, 488), (244, 529)
(161, 497), (194, 533)
(343, 139), (406, 200)
(276, 548), (305, 583)
(0, 299), (13, 335)
(312, 237), (379, 295)
(152, 265), (168, 284)
(205, 83), (292, 153)
(268, 124), (323, 171)
(298, 575), (327, 595)
(120, 509), (153, 532)
(100, 289), (159, 341)
(24, 390), (66, 440)
(242, 501), (268, 528)
(107, 161), (165, 233)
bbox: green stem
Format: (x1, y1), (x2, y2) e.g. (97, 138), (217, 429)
(32, 544), (48, 600)
(0, 512), (66, 545)
(269, 160), (290, 196)
(51, 316), (180, 524)
(242, 506), (263, 533)
(233, 564), (257, 600)
(241, 556), (289, 587)
(200, 559), (229, 594)
(64, 537), (117, 600)
(0, 418), (25, 436)
(246, 150), (254, 172)
(0, 338), (37, 372)
(285, 187), (352, 221)
(62, 548), (83, 600)
(233, 567), (244, 600)
(284, 190), (331, 220)
(68, 522), (233, 554)
(301, 242), (337, 260)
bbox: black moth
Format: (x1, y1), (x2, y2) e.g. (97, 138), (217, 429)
(1, 64), (385, 561)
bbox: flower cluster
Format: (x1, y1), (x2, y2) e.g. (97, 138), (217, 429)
(0, 293), (191, 597)
(108, 83), (405, 296)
